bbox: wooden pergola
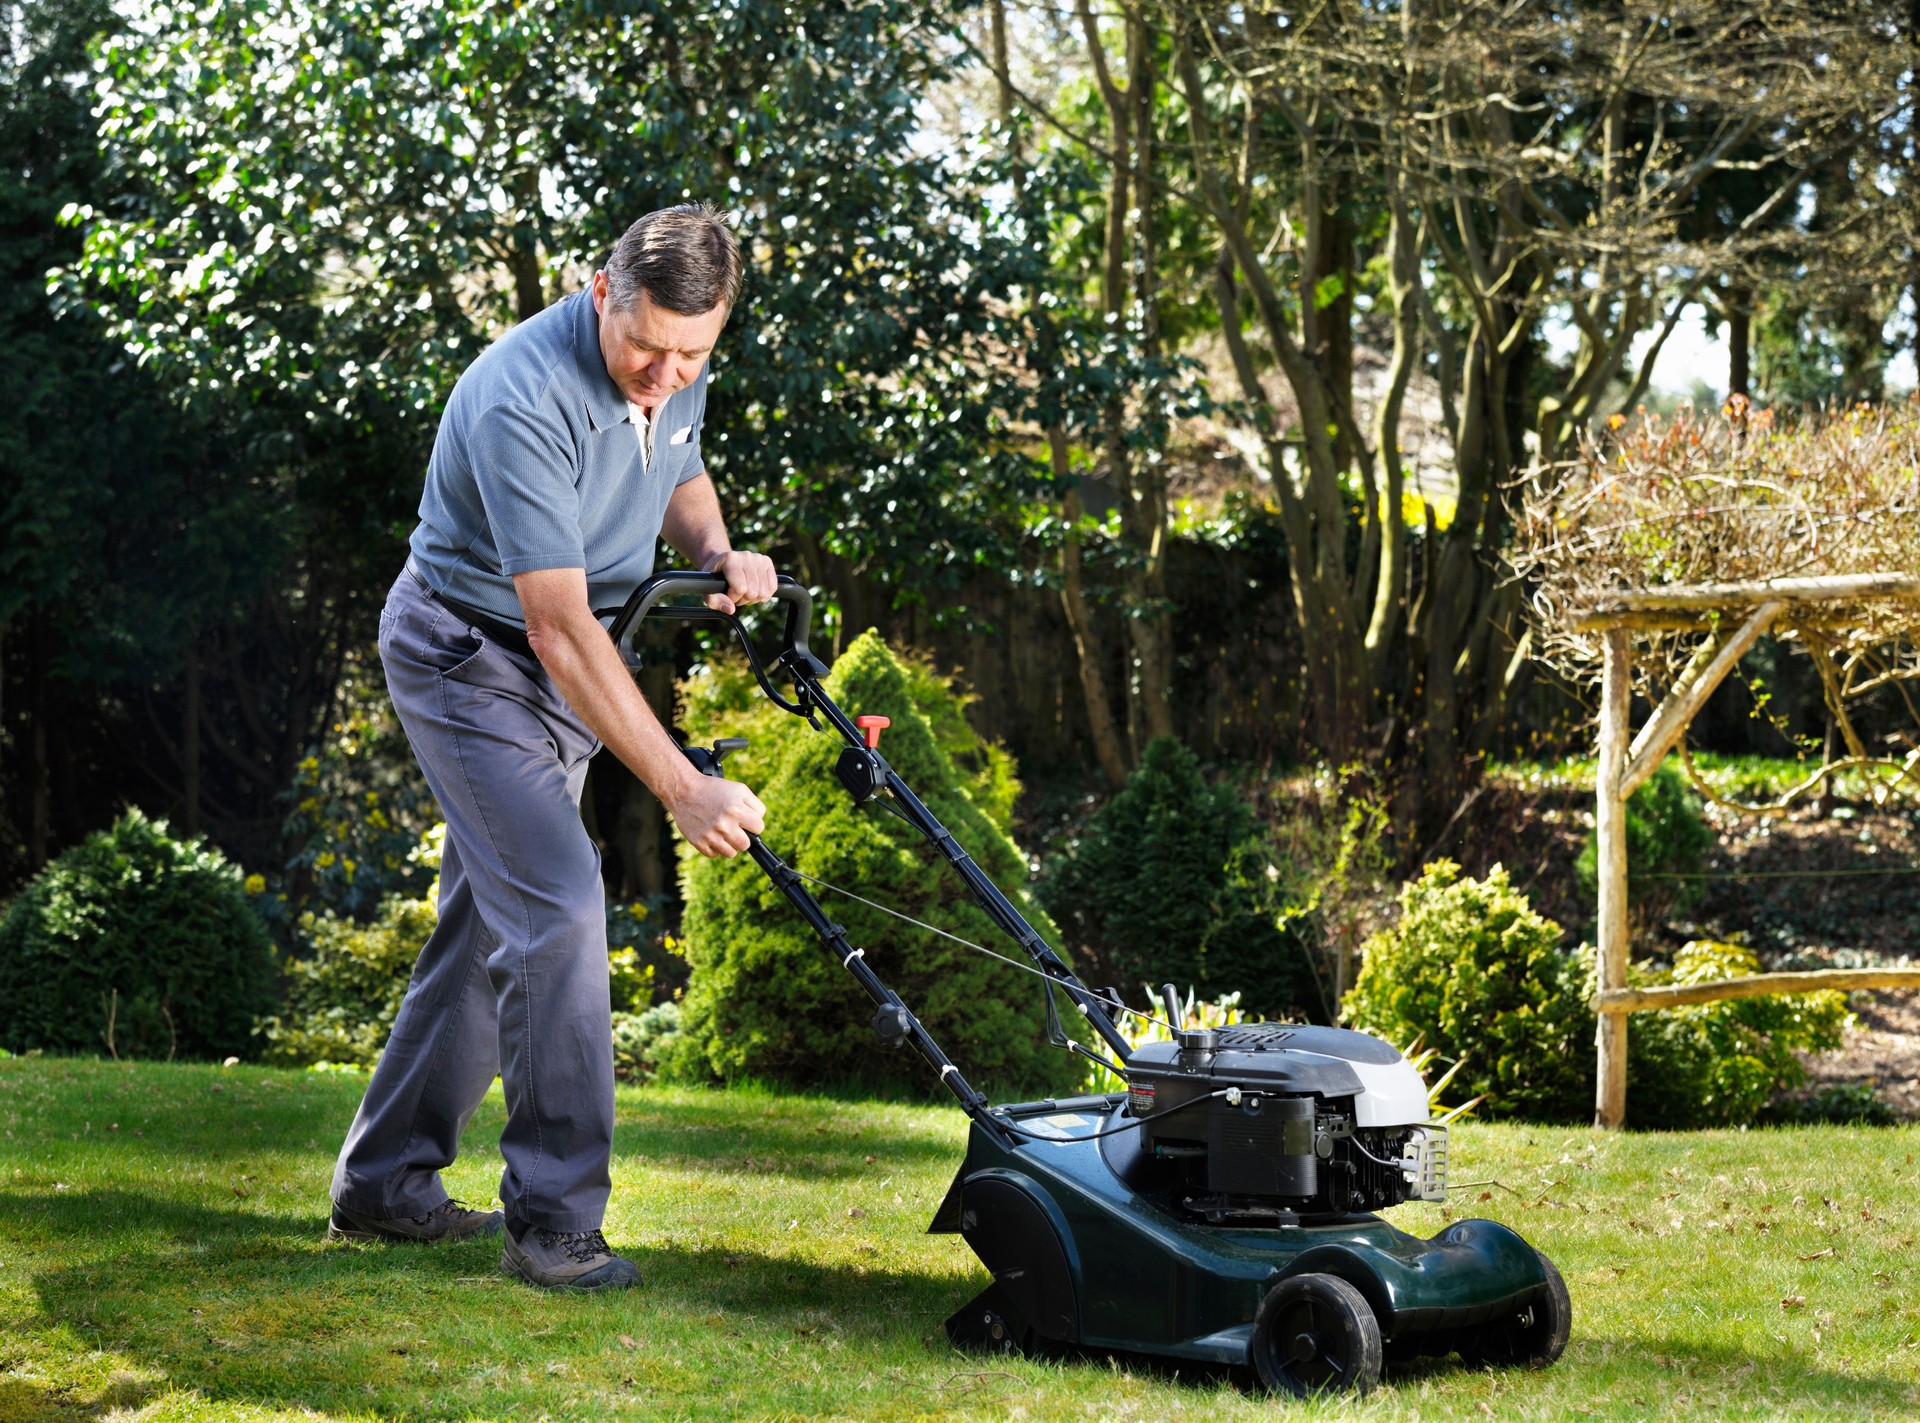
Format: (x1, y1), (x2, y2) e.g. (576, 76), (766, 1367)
(1580, 573), (1920, 1129)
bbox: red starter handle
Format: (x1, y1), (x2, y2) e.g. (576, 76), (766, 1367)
(855, 715), (890, 750)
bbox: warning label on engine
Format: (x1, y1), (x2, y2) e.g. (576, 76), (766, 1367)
(1129, 1083), (1156, 1116)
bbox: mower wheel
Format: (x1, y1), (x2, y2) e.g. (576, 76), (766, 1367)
(1462, 1249), (1571, 1370)
(1250, 1273), (1383, 1398)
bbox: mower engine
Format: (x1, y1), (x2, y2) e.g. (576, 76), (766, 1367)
(1123, 1022), (1447, 1223)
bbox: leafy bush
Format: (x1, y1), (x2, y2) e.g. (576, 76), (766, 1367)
(612, 1001), (684, 1083)
(1343, 861), (1593, 1122)
(1620, 939), (1848, 1130)
(1575, 759), (1713, 925)
(258, 825), (670, 1068)
(1346, 863), (1849, 1127)
(1038, 737), (1314, 1019)
(277, 661), (439, 923)
(671, 631), (1063, 1092)
(257, 896), (435, 1068)
(0, 809), (277, 1061)
(1761, 1081), (1900, 1127)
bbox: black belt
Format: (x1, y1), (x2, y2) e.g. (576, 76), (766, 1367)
(407, 563), (535, 658)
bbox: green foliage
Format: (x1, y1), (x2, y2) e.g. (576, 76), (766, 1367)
(1576, 760), (1713, 922)
(62, 0), (1072, 588)
(672, 631), (1063, 1092)
(1620, 939), (1849, 1130)
(1763, 1081), (1900, 1128)
(258, 824), (673, 1067)
(1344, 861), (1593, 1122)
(1347, 863), (1850, 1127)
(255, 895), (436, 1070)
(277, 664), (439, 922)
(612, 1001), (684, 1085)
(1038, 738), (1313, 1018)
(606, 900), (687, 1014)
(0, 809), (276, 1060)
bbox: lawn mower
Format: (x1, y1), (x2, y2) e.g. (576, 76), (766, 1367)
(608, 571), (1571, 1398)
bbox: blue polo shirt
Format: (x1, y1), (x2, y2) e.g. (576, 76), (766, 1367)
(408, 288), (709, 626)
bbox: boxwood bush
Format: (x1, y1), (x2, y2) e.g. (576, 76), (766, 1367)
(1344, 860), (1848, 1127)
(0, 809), (277, 1060)
(671, 631), (1064, 1092)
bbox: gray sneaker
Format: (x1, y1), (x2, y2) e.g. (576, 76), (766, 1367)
(500, 1214), (641, 1291)
(326, 1199), (504, 1244)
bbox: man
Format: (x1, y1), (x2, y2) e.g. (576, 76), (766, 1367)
(326, 205), (773, 1290)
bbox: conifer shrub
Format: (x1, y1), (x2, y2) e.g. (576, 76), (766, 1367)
(1037, 737), (1313, 1018)
(0, 809), (277, 1060)
(670, 631), (1064, 1092)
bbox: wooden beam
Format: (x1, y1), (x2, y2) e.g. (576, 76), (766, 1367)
(1594, 627), (1631, 1130)
(1577, 572), (1920, 624)
(1621, 601), (1783, 798)
(1571, 609), (1725, 632)
(1595, 967), (1920, 1013)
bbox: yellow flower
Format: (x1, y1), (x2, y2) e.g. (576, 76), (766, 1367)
(244, 874), (266, 895)
(316, 852), (336, 870)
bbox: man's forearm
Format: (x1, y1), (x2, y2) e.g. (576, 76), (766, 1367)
(524, 606), (698, 810)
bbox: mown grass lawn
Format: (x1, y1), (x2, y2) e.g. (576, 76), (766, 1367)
(3, 1058), (1919, 1421)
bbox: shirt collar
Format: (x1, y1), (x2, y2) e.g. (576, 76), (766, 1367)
(573, 289), (631, 433)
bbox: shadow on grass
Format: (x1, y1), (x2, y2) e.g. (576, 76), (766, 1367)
(15, 1186), (1917, 1419)
(0, 1374), (158, 1423)
(7, 1187), (969, 1419)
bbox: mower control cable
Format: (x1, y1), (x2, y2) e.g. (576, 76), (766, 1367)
(783, 864), (1181, 1037)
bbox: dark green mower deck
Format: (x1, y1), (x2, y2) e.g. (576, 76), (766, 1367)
(930, 1097), (1563, 1385)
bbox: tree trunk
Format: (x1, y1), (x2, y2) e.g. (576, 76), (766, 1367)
(1057, 442), (1132, 786)
(1726, 284), (1751, 399)
(182, 632), (202, 837)
(28, 614), (50, 869)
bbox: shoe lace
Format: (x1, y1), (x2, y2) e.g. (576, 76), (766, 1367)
(537, 1226), (614, 1264)
(413, 1199), (482, 1226)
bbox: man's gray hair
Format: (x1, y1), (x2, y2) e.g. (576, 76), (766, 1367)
(603, 204), (743, 316)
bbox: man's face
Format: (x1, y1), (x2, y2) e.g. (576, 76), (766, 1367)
(591, 269), (728, 410)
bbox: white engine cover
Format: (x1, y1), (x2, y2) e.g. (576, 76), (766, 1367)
(1349, 1053), (1433, 1127)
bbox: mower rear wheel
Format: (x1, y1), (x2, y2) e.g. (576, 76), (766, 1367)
(1250, 1273), (1383, 1398)
(1462, 1249), (1571, 1369)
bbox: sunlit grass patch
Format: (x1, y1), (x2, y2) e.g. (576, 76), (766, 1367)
(3, 1057), (1920, 1420)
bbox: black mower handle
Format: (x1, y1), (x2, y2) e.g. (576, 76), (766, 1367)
(604, 570), (817, 663)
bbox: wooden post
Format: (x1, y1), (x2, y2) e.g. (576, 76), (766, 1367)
(1594, 627), (1632, 1129)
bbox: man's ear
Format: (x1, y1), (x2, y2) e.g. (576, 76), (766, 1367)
(591, 269), (607, 314)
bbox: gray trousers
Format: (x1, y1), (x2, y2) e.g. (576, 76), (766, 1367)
(331, 569), (614, 1232)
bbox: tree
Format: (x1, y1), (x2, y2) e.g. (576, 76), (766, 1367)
(55, 0), (1062, 890)
(1167, 0), (1895, 820)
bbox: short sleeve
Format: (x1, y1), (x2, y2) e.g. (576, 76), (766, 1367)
(468, 402), (586, 573)
(673, 364), (710, 486)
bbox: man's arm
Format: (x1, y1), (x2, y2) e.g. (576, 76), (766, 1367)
(661, 472), (776, 613)
(514, 566), (764, 857)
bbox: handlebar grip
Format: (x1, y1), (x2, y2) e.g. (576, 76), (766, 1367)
(604, 570), (816, 664)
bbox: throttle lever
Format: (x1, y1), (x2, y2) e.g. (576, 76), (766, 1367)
(683, 737), (749, 779)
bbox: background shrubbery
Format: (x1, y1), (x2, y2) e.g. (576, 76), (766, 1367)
(1037, 738), (1317, 1020)
(0, 810), (277, 1061)
(1344, 860), (1847, 1128)
(1576, 761), (1714, 931)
